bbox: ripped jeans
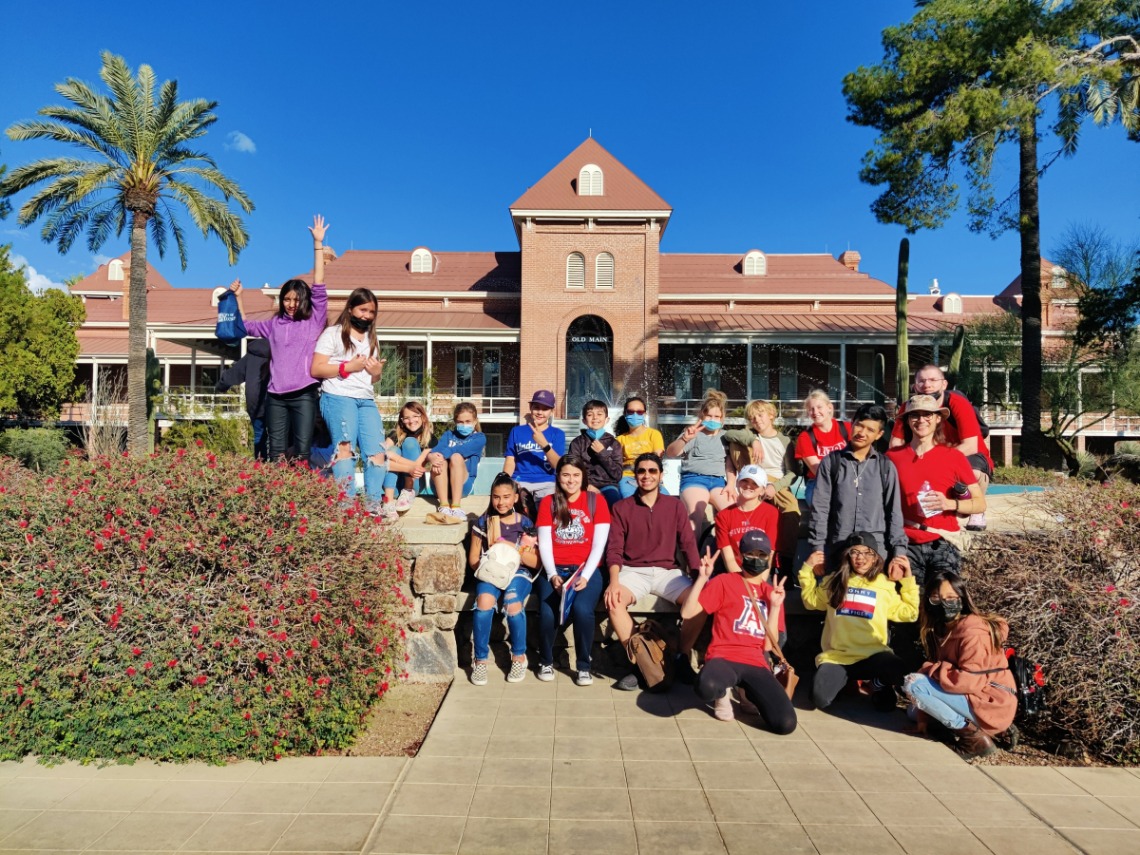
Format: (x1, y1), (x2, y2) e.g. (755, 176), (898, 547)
(903, 673), (977, 731)
(472, 574), (534, 661)
(319, 392), (387, 508)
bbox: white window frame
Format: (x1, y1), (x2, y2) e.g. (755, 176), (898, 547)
(566, 252), (585, 289)
(411, 248), (432, 274)
(482, 347), (501, 397)
(107, 259), (125, 280)
(595, 252), (614, 289)
(578, 164), (603, 196)
(743, 250), (767, 276)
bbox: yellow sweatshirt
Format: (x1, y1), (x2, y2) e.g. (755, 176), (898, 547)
(798, 563), (919, 666)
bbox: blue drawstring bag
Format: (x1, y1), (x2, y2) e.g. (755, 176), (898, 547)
(216, 290), (247, 344)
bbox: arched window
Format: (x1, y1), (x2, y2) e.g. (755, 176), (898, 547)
(107, 259), (124, 281)
(566, 315), (613, 416)
(578, 164), (603, 196)
(566, 252), (585, 289)
(595, 252), (614, 289)
(410, 248), (433, 274)
(743, 250), (766, 276)
(941, 293), (963, 314)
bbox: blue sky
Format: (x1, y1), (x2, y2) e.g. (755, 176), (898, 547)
(1, 1), (1136, 295)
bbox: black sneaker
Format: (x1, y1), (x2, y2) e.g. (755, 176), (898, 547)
(614, 673), (640, 691)
(674, 652), (697, 685)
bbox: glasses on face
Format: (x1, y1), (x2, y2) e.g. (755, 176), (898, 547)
(626, 409), (646, 416)
(907, 412), (937, 422)
(928, 595), (962, 606)
(848, 548), (876, 558)
(635, 468), (660, 476)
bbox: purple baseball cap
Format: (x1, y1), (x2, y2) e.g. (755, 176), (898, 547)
(529, 390), (556, 409)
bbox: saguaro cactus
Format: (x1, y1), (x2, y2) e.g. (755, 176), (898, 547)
(895, 238), (910, 402)
(874, 352), (886, 406)
(946, 324), (966, 390)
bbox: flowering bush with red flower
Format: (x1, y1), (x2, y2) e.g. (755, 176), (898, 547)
(0, 447), (409, 763)
(964, 480), (1140, 764)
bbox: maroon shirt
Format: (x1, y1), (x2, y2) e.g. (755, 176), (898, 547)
(606, 492), (701, 571)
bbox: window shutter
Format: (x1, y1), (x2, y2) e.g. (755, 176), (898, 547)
(596, 252), (614, 288)
(567, 253), (585, 288)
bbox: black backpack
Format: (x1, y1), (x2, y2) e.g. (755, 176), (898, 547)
(797, 421), (850, 478)
(1005, 647), (1046, 721)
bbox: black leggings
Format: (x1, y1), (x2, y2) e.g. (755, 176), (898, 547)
(266, 384), (319, 463)
(696, 658), (797, 735)
(812, 651), (909, 710)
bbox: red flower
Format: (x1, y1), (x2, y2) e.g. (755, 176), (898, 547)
(243, 711), (251, 720)
(18, 520), (28, 529)
(312, 613), (321, 624)
(191, 625), (200, 636)
(1122, 598), (1133, 607)
(131, 646), (142, 656)
(34, 588), (44, 598)
(193, 675), (207, 686)
(257, 651), (268, 661)
(311, 638), (320, 649)
(285, 649), (294, 658)
(167, 659), (178, 668)
(195, 439), (204, 447)
(143, 661), (153, 670)
(126, 666), (137, 676)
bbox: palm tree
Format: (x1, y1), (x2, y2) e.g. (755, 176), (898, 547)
(0, 51), (253, 456)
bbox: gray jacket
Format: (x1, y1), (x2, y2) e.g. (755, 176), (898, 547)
(808, 447), (908, 562)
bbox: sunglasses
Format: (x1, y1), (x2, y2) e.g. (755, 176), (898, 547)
(635, 468), (660, 475)
(626, 409), (646, 415)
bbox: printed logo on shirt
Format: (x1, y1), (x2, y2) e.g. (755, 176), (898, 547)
(817, 440), (847, 457)
(554, 509), (589, 545)
(837, 587), (878, 620)
(731, 596), (768, 640)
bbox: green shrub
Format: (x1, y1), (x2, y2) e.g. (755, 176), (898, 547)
(1073, 449), (1100, 480)
(0, 447), (409, 763)
(161, 417), (250, 455)
(1116, 441), (1140, 456)
(965, 481), (1140, 764)
(992, 465), (1062, 486)
(0, 427), (71, 473)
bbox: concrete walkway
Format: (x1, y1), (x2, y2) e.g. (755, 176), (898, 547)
(2, 672), (1138, 854)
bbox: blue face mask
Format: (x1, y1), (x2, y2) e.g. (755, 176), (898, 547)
(625, 413), (646, 428)
(585, 427), (607, 441)
(702, 420), (723, 432)
(455, 423), (475, 437)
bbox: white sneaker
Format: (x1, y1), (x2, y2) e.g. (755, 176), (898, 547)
(966, 513), (986, 532)
(575, 670), (593, 687)
(507, 657), (527, 683)
(394, 489), (416, 513)
(470, 661), (488, 686)
(713, 691), (735, 722)
(537, 664), (555, 682)
(378, 504), (400, 524)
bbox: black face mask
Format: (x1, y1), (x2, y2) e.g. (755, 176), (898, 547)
(936, 600), (963, 621)
(741, 556), (768, 576)
(348, 315), (372, 332)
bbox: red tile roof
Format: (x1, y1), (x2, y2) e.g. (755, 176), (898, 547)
(70, 251), (174, 292)
(510, 139), (671, 213)
(292, 251), (521, 293)
(659, 308), (954, 336)
(660, 253), (893, 296)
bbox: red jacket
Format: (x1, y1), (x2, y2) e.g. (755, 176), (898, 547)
(919, 614), (1017, 734)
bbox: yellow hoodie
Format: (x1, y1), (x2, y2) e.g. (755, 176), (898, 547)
(798, 563), (918, 666)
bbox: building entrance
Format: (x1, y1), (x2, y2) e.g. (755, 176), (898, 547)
(566, 315), (613, 417)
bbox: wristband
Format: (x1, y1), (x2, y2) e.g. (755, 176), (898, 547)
(541, 444), (552, 453)
(338, 362), (349, 379)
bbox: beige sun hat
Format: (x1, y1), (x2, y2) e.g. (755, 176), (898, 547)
(903, 394), (950, 417)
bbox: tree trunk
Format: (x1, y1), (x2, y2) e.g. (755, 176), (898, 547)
(127, 212), (150, 456)
(1018, 117), (1044, 466)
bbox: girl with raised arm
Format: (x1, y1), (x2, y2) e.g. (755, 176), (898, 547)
(310, 288), (387, 514)
(233, 215), (330, 463)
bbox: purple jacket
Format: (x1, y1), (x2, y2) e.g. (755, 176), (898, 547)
(242, 283), (328, 394)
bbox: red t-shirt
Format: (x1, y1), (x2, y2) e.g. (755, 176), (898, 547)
(794, 421), (851, 480)
(886, 445), (977, 544)
(714, 503), (785, 631)
(699, 573), (773, 669)
(891, 393), (992, 469)
(536, 491), (611, 568)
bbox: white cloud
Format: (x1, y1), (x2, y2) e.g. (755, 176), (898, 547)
(225, 131), (257, 154)
(10, 254), (66, 294)
(94, 254), (115, 267)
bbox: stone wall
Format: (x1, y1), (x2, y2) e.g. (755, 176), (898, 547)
(400, 519), (466, 682)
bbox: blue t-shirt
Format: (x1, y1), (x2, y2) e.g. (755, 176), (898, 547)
(505, 423), (566, 483)
(434, 430), (487, 480)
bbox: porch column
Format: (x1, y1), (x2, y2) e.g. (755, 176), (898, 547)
(163, 361), (171, 389)
(1003, 434), (1013, 467)
(91, 358), (100, 421)
(838, 343), (847, 420)
(745, 342), (753, 401)
(190, 347), (197, 395)
(426, 334), (433, 395)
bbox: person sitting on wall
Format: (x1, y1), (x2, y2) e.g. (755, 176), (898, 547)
(807, 403), (910, 577)
(615, 396), (667, 499)
(794, 390), (852, 510)
(604, 452), (705, 691)
(722, 399), (800, 569)
(504, 389), (565, 516)
(568, 399), (624, 508)
(665, 389), (736, 536)
(889, 365), (993, 531)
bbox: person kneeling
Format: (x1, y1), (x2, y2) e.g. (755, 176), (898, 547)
(681, 532), (797, 734)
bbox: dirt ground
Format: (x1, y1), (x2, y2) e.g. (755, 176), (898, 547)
(326, 682), (449, 757)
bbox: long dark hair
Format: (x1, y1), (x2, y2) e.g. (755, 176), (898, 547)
(901, 411), (948, 446)
(277, 279), (313, 321)
(616, 395), (648, 436)
(335, 288), (379, 357)
(482, 472), (528, 521)
(825, 544), (886, 610)
(919, 571), (1006, 661)
(551, 455), (590, 529)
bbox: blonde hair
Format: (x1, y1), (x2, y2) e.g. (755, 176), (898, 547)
(396, 401), (434, 445)
(745, 399), (778, 422)
(803, 389), (834, 420)
(700, 389), (728, 418)
(453, 401), (481, 433)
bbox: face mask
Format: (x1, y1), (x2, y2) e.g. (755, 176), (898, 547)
(937, 600), (963, 621)
(741, 556), (768, 575)
(455, 424), (475, 437)
(348, 315), (372, 332)
(625, 413), (646, 428)
(702, 420), (723, 432)
(585, 427), (606, 441)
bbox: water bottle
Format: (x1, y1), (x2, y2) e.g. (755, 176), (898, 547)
(916, 480), (940, 518)
(950, 482), (971, 500)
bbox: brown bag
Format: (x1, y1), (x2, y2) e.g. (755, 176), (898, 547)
(744, 584), (799, 699)
(625, 619), (675, 693)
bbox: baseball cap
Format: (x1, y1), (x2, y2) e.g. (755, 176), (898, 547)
(736, 464), (766, 487)
(529, 390), (556, 409)
(846, 531), (880, 550)
(739, 529), (772, 556)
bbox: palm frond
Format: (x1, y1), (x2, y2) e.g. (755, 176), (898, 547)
(157, 197), (189, 270)
(86, 200), (127, 251)
(99, 52), (146, 162)
(170, 164), (254, 211)
(148, 205), (168, 260)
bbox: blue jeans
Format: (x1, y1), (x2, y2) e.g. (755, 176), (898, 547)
(618, 477), (669, 499)
(680, 472), (727, 492)
(537, 565), (603, 671)
(599, 485), (622, 508)
(251, 417), (267, 460)
(472, 575), (534, 661)
(384, 436), (422, 492)
(904, 673), (977, 730)
(319, 393), (387, 507)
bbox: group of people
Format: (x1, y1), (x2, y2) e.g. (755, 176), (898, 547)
(222, 224), (1015, 756)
